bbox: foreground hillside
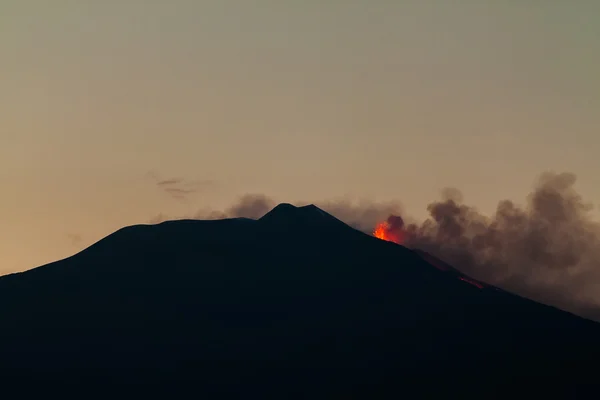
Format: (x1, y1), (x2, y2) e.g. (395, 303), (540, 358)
(0, 204), (598, 395)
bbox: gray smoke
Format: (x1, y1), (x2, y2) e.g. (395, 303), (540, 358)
(403, 172), (600, 318)
(188, 194), (276, 220)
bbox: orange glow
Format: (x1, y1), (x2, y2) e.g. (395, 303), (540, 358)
(373, 222), (391, 241)
(459, 277), (485, 289)
(373, 220), (405, 244)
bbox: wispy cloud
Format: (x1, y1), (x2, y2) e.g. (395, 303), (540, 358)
(147, 172), (216, 201)
(156, 178), (183, 186)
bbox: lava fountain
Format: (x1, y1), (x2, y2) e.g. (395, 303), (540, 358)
(373, 215), (406, 244)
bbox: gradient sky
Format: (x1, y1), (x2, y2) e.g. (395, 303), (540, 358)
(2, 1), (599, 274)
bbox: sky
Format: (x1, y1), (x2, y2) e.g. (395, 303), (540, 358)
(1, 1), (599, 274)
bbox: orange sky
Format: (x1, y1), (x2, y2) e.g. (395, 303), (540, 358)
(1, 1), (599, 274)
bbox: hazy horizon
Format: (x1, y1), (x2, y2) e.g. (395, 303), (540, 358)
(2, 1), (599, 274)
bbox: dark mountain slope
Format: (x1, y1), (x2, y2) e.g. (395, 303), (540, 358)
(0, 204), (598, 395)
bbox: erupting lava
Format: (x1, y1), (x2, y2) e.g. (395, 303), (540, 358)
(373, 214), (487, 290)
(373, 215), (406, 245)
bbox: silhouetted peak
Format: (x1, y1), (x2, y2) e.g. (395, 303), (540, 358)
(260, 203), (297, 219)
(258, 203), (353, 235)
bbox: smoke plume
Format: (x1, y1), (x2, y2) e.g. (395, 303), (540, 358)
(403, 172), (600, 318)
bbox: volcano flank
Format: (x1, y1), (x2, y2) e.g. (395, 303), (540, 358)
(0, 204), (598, 395)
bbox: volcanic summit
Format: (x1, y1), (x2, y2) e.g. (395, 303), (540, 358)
(0, 203), (597, 395)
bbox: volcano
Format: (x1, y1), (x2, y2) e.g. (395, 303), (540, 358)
(0, 204), (598, 395)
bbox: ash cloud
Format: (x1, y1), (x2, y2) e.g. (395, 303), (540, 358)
(403, 172), (600, 318)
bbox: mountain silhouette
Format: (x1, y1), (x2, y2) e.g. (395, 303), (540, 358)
(0, 204), (598, 396)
